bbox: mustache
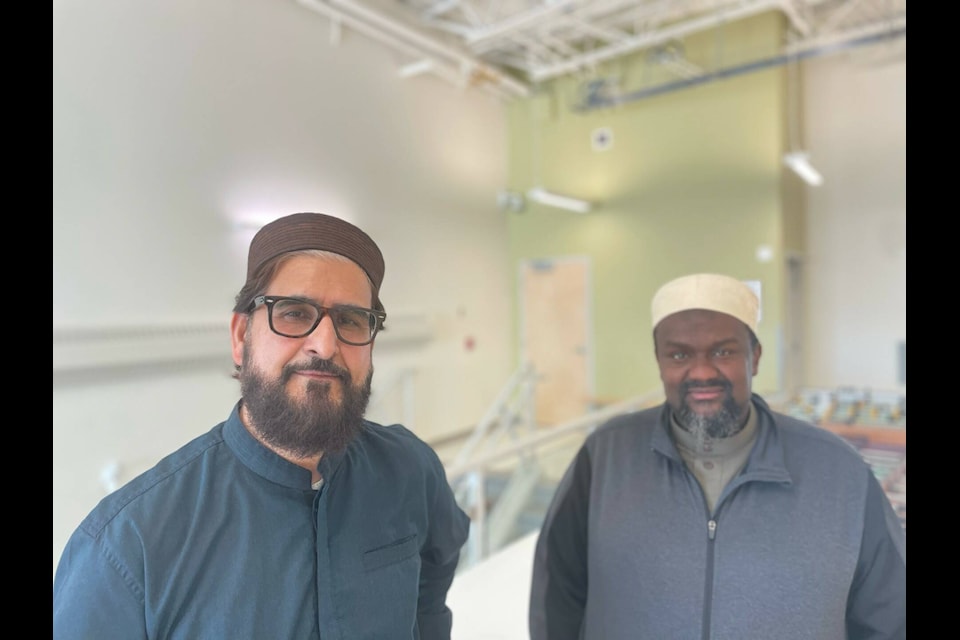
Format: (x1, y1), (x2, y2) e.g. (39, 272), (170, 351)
(282, 358), (350, 382)
(680, 378), (732, 396)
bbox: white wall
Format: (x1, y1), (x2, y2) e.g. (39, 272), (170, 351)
(53, 0), (907, 577)
(802, 50), (906, 390)
(53, 0), (514, 571)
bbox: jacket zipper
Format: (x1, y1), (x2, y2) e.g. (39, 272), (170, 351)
(702, 518), (717, 640)
(690, 469), (717, 640)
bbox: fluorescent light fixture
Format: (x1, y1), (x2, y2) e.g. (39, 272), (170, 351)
(398, 59), (434, 78)
(525, 187), (593, 213)
(783, 151), (824, 187)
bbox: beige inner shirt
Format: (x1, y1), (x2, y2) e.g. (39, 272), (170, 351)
(670, 401), (758, 513)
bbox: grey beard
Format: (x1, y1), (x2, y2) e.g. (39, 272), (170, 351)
(676, 389), (745, 447)
(239, 355), (372, 458)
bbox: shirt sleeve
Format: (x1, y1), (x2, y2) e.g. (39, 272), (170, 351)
(53, 529), (147, 640)
(529, 445), (592, 640)
(845, 471), (906, 640)
(416, 451), (472, 640)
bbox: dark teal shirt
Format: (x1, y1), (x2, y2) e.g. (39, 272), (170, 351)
(53, 403), (470, 639)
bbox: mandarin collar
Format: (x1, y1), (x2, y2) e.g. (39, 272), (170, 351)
(222, 401), (316, 490)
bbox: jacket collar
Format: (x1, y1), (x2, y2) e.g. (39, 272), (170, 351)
(652, 393), (793, 488)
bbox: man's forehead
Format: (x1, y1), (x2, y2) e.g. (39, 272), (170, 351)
(269, 254), (373, 298)
(655, 309), (752, 341)
(274, 252), (366, 275)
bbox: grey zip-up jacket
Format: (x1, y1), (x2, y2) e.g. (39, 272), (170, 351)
(530, 394), (906, 640)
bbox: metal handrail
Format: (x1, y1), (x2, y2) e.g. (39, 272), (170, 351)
(449, 363), (536, 469)
(448, 390), (663, 482)
(450, 387), (664, 568)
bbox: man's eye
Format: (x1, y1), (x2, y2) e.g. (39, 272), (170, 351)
(714, 348), (733, 357)
(334, 311), (363, 328)
(274, 301), (316, 324)
(279, 306), (314, 320)
(670, 352), (688, 361)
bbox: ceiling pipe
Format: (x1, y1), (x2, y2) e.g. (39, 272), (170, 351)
(577, 23), (905, 111)
(296, 0), (527, 98)
(315, 0), (530, 97)
(783, 16), (906, 54)
(422, 0), (462, 20)
(817, 0), (870, 35)
(531, 0), (785, 82)
(466, 0), (579, 47)
(470, 0), (671, 53)
(298, 1), (437, 65)
(297, 0), (423, 57)
(777, 0), (813, 36)
(296, 0), (484, 94)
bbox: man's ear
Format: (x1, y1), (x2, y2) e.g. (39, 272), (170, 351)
(230, 313), (249, 368)
(751, 341), (762, 376)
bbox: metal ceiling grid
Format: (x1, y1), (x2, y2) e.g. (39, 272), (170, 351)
(296, 0), (906, 98)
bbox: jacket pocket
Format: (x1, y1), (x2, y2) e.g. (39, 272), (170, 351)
(362, 534), (419, 571)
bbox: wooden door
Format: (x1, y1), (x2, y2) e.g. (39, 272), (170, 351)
(520, 257), (593, 426)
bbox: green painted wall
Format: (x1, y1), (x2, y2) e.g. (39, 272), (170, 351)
(506, 11), (795, 401)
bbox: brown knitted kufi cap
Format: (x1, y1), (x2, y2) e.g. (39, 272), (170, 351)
(246, 212), (386, 311)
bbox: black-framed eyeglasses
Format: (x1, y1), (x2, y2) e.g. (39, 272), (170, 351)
(250, 295), (386, 345)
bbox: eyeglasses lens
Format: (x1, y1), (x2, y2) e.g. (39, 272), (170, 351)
(270, 299), (374, 343)
(329, 308), (375, 343)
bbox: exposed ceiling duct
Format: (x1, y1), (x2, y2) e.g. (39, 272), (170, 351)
(293, 0), (906, 100)
(575, 22), (905, 110)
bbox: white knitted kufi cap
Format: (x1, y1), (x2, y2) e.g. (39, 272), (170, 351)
(651, 273), (759, 333)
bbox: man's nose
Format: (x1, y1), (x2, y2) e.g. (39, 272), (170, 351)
(687, 354), (720, 380)
(302, 313), (340, 359)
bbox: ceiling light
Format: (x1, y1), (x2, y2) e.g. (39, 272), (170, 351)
(525, 187), (593, 213)
(783, 151), (824, 187)
(398, 59), (434, 78)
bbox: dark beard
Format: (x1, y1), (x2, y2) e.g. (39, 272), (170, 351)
(676, 378), (746, 441)
(239, 354), (372, 458)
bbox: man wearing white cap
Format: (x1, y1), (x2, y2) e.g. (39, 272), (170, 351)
(529, 273), (906, 639)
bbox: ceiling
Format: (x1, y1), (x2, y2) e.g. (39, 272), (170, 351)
(295, 0), (906, 100)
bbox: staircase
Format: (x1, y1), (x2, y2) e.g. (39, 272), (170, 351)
(482, 464), (557, 551)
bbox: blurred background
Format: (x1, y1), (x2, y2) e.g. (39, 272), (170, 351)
(53, 1), (905, 635)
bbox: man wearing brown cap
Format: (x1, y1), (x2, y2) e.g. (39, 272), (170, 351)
(529, 273), (906, 639)
(53, 213), (471, 639)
